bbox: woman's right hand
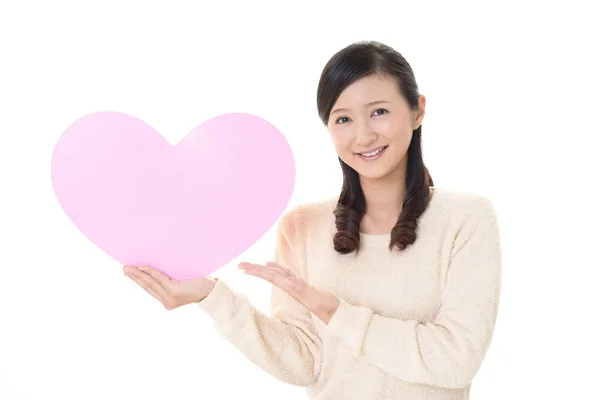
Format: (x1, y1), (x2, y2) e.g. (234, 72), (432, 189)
(123, 265), (217, 309)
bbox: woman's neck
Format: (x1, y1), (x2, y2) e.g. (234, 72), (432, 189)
(359, 171), (406, 234)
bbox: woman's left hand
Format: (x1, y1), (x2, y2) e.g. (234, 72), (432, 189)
(239, 261), (340, 324)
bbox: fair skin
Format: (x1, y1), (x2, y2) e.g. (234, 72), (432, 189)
(328, 72), (426, 234)
(124, 72), (427, 324)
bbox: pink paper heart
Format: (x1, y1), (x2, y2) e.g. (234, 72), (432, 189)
(51, 111), (295, 280)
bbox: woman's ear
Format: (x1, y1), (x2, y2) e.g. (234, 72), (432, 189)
(413, 95), (426, 129)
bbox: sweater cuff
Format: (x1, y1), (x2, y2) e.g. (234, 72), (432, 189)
(196, 278), (250, 337)
(325, 297), (374, 358)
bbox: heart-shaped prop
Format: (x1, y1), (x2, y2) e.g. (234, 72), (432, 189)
(51, 111), (295, 280)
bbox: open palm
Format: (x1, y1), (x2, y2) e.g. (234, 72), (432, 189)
(123, 265), (216, 309)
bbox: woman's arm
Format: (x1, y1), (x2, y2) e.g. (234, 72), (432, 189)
(197, 211), (322, 386)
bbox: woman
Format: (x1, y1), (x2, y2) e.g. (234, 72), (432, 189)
(124, 40), (502, 399)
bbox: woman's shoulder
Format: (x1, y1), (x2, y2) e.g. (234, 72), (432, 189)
(430, 187), (499, 229)
(277, 197), (337, 238)
(433, 187), (497, 213)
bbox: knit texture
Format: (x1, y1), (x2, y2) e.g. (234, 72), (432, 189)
(197, 187), (502, 399)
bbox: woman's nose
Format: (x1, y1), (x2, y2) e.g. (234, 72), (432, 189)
(355, 122), (376, 146)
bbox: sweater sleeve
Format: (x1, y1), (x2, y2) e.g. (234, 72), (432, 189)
(196, 211), (322, 386)
(325, 196), (502, 389)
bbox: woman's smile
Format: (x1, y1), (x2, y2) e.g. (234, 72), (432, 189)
(356, 145), (389, 161)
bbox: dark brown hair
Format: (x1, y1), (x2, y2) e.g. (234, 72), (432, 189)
(316, 40), (434, 254)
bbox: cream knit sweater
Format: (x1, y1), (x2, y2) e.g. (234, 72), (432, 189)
(197, 187), (502, 399)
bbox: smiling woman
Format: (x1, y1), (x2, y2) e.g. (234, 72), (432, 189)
(124, 40), (502, 400)
(317, 44), (433, 253)
(326, 78), (416, 176)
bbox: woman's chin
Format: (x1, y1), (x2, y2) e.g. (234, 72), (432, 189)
(355, 168), (391, 181)
(353, 162), (405, 182)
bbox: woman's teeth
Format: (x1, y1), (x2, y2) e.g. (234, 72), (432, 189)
(360, 146), (387, 156)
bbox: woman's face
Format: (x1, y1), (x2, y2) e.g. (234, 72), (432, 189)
(327, 73), (425, 181)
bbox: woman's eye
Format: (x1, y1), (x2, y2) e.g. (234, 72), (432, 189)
(373, 108), (388, 116)
(336, 116), (350, 124)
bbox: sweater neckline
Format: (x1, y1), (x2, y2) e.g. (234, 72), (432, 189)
(358, 187), (443, 248)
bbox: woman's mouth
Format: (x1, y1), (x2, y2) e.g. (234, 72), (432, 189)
(356, 145), (388, 161)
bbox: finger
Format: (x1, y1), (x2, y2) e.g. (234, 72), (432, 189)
(252, 263), (290, 278)
(238, 262), (274, 276)
(242, 263), (286, 285)
(262, 265), (314, 296)
(243, 264), (306, 295)
(136, 265), (173, 290)
(246, 263), (311, 294)
(241, 262), (291, 279)
(265, 262), (296, 278)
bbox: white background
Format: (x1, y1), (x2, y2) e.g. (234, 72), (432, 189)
(1, 1), (599, 399)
